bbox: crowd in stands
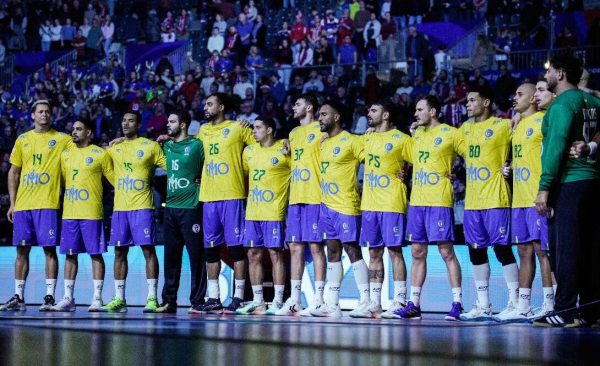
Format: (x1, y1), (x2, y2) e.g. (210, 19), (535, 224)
(0, 0), (598, 244)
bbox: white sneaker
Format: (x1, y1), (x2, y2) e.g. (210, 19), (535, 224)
(88, 298), (103, 312)
(348, 299), (371, 318)
(530, 302), (555, 319)
(459, 301), (493, 321)
(310, 303), (343, 318)
(265, 300), (284, 315)
(493, 301), (517, 321)
(52, 297), (76, 312)
(381, 301), (405, 319)
(300, 302), (324, 317)
(236, 301), (267, 315)
(273, 298), (303, 316)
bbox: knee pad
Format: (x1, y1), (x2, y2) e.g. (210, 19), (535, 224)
(493, 245), (516, 266)
(205, 247), (221, 263)
(228, 245), (247, 262)
(469, 246), (489, 265)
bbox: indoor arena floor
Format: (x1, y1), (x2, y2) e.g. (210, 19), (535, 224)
(1, 308), (599, 365)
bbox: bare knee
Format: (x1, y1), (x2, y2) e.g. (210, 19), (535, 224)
(438, 244), (456, 263)
(114, 247), (129, 261)
(411, 245), (427, 261)
(369, 248), (384, 265)
(517, 244), (534, 259)
(247, 248), (263, 264)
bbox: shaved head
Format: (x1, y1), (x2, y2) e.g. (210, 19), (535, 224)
(513, 83), (537, 114)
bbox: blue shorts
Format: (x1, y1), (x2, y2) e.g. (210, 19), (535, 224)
(13, 209), (59, 247)
(406, 206), (455, 243)
(110, 209), (155, 246)
(359, 211), (406, 247)
(244, 220), (285, 248)
(60, 219), (106, 255)
(319, 204), (360, 243)
(203, 199), (245, 248)
(463, 208), (510, 248)
(285, 204), (321, 243)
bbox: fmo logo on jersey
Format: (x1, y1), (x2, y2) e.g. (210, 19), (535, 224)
(168, 174), (190, 190)
(466, 164), (491, 182)
(365, 170), (391, 188)
(206, 160), (230, 177)
(117, 175), (146, 192)
(64, 185), (90, 202)
(320, 179), (339, 196)
(513, 166), (531, 182)
(249, 186), (275, 203)
(413, 168), (440, 186)
(291, 167), (311, 182)
(22, 169), (50, 188)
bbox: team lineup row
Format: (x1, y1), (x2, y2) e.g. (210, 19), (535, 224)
(1, 54), (599, 328)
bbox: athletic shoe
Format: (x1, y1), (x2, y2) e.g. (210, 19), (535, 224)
(349, 299), (372, 318)
(142, 296), (159, 313)
(445, 302), (464, 321)
(155, 302), (178, 314)
(530, 302), (554, 319)
(493, 301), (516, 321)
(381, 301), (405, 319)
(394, 301), (422, 320)
(190, 298), (223, 314)
(236, 301), (267, 315)
(459, 301), (493, 321)
(39, 295), (56, 311)
(300, 302), (324, 317)
(101, 296), (128, 313)
(533, 312), (577, 328)
(310, 303), (343, 318)
(0, 295), (26, 311)
(88, 299), (103, 312)
(273, 298), (303, 316)
(223, 297), (244, 314)
(350, 301), (383, 318)
(264, 300), (284, 315)
(51, 297), (76, 312)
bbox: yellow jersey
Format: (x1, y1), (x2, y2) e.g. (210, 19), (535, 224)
(242, 141), (291, 221)
(10, 129), (73, 211)
(61, 144), (114, 220)
(288, 122), (325, 205)
(512, 111), (545, 208)
(195, 120), (254, 202)
(320, 130), (365, 216)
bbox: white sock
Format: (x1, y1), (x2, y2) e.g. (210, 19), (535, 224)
(326, 261), (343, 305)
(451, 287), (462, 303)
(502, 263), (519, 305)
(252, 285), (263, 303)
(410, 286), (422, 306)
(93, 280), (103, 301)
(473, 262), (490, 307)
(207, 279), (219, 299)
(115, 280), (126, 300)
(543, 287), (555, 307)
(393, 281), (407, 304)
(15, 280), (25, 299)
(351, 260), (370, 302)
(46, 279), (57, 297)
(234, 279), (245, 299)
(553, 284), (557, 295)
(146, 279), (158, 299)
(274, 285), (285, 304)
(314, 281), (325, 304)
(290, 279), (302, 304)
(64, 280), (75, 300)
(370, 282), (383, 306)
(518, 287), (531, 312)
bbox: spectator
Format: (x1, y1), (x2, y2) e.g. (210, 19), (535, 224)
(379, 12), (397, 68)
(216, 49), (234, 73)
(9, 7), (27, 50)
(308, 14), (322, 47)
(363, 12), (381, 62)
(236, 13), (253, 60)
(246, 0), (259, 22)
(200, 68), (215, 96)
(405, 25), (429, 79)
(180, 72), (199, 103)
(290, 15), (308, 55)
(50, 19), (62, 50)
(225, 25), (241, 63)
(101, 15), (114, 56)
(123, 13), (143, 44)
(161, 11), (175, 33)
(303, 70), (324, 93)
(493, 28), (511, 66)
(274, 39), (293, 89)
(79, 17), (91, 38)
(270, 73), (286, 104)
(294, 39), (313, 67)
(146, 9), (161, 43)
(321, 10), (340, 56)
(39, 20), (52, 52)
(84, 3), (96, 24)
(61, 18), (76, 49)
(434, 45), (451, 76)
(351, 104), (368, 134)
(408, 0), (426, 25)
(337, 9), (354, 49)
(71, 29), (87, 59)
(410, 75), (431, 100)
(207, 27), (225, 53)
(275, 21), (291, 46)
(234, 72), (253, 100)
(212, 0), (236, 20)
(442, 90), (467, 127)
(337, 35), (358, 70)
(213, 13), (227, 35)
(146, 103), (168, 139)
(161, 28), (176, 43)
(237, 100), (259, 124)
(395, 76), (414, 96)
(470, 33), (492, 70)
(175, 9), (190, 40)
(315, 36), (335, 66)
(494, 64), (517, 110)
(245, 45), (264, 70)
(432, 69), (452, 102)
(251, 14), (267, 50)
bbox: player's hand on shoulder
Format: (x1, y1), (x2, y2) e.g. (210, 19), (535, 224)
(510, 112), (521, 130)
(238, 119), (251, 129)
(409, 122), (419, 136)
(108, 137), (126, 147)
(156, 134), (171, 145)
(365, 127), (375, 134)
(282, 139), (291, 155)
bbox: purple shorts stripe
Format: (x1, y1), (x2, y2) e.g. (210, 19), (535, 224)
(359, 211), (406, 247)
(511, 207), (549, 249)
(319, 204), (360, 243)
(405, 206), (455, 244)
(60, 219), (106, 255)
(203, 199), (245, 248)
(12, 209), (59, 247)
(285, 204), (321, 243)
(463, 208), (510, 248)
(244, 220), (285, 248)
(109, 209), (155, 246)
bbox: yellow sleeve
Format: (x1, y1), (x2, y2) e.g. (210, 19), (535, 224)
(353, 135), (366, 161)
(403, 136), (414, 164)
(102, 153), (115, 186)
(9, 138), (22, 167)
(241, 125), (255, 146)
(453, 126), (467, 157)
(154, 143), (167, 169)
(242, 148), (250, 176)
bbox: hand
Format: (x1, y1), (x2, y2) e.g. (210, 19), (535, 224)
(570, 140), (589, 158)
(365, 127), (375, 134)
(501, 162), (511, 179)
(534, 190), (550, 217)
(7, 205), (14, 223)
(445, 172), (456, 181)
(510, 112), (521, 130)
(109, 137), (126, 147)
(409, 122), (419, 136)
(396, 168), (409, 182)
(156, 134), (171, 144)
(282, 139), (291, 155)
(238, 119), (251, 129)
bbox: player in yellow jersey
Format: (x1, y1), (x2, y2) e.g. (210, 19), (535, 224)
(275, 94), (327, 317)
(310, 101), (368, 318)
(194, 93), (255, 314)
(397, 96), (465, 321)
(350, 101), (410, 319)
(51, 120), (114, 312)
(1, 100), (73, 312)
(457, 85), (520, 321)
(103, 111), (166, 313)
(237, 118), (290, 315)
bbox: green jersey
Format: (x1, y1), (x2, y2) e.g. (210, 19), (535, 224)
(164, 137), (204, 208)
(539, 89), (600, 191)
